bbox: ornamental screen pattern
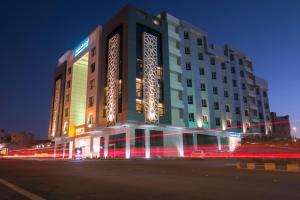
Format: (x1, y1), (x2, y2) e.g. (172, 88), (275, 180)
(106, 33), (120, 126)
(143, 32), (159, 124)
(51, 79), (61, 137)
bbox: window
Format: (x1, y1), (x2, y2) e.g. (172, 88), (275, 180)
(177, 74), (182, 82)
(256, 88), (260, 95)
(67, 80), (71, 89)
(234, 93), (239, 100)
(211, 72), (217, 80)
(215, 118), (221, 126)
(185, 47), (190, 54)
(197, 38), (203, 45)
(186, 79), (192, 87)
(68, 67), (72, 75)
(263, 91), (267, 98)
(184, 31), (189, 39)
(136, 100), (143, 113)
(198, 53), (203, 60)
(65, 94), (70, 102)
(199, 68), (205, 75)
(221, 62), (226, 70)
(224, 90), (229, 98)
(202, 99), (207, 107)
(203, 115), (208, 124)
(188, 113), (195, 122)
(178, 91), (183, 100)
(232, 79), (237, 87)
(213, 87), (218, 95)
(239, 58), (243, 65)
(223, 76), (227, 83)
(225, 104), (230, 112)
(245, 109), (249, 116)
(200, 83), (206, 91)
(88, 96), (94, 107)
(257, 100), (262, 107)
(243, 96), (248, 103)
(90, 63), (95, 73)
(179, 109), (184, 119)
(230, 54), (235, 61)
(236, 107), (240, 114)
(90, 79), (95, 90)
(214, 102), (219, 110)
(210, 57), (215, 65)
(185, 62), (191, 70)
(240, 71), (245, 77)
(259, 112), (263, 120)
(231, 66), (236, 74)
(226, 119), (231, 127)
(64, 108), (69, 117)
(187, 95), (193, 104)
(91, 47), (96, 57)
(136, 79), (142, 98)
(242, 83), (246, 90)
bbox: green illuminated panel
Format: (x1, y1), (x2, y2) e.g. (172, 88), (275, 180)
(69, 53), (89, 132)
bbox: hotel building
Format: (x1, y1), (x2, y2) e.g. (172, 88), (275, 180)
(48, 5), (272, 158)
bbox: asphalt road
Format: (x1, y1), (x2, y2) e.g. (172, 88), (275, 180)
(0, 159), (299, 200)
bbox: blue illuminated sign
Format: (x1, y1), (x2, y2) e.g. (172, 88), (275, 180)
(74, 38), (89, 57)
(228, 132), (241, 138)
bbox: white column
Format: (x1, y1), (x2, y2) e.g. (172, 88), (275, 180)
(217, 136), (221, 151)
(145, 129), (150, 158)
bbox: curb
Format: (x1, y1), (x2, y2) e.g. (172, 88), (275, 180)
(236, 161), (300, 172)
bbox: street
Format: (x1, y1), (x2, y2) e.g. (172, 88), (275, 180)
(0, 159), (299, 200)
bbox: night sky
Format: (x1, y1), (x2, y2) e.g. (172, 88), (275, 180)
(0, 0), (299, 139)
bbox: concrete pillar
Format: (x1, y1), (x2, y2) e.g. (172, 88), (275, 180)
(217, 135), (221, 151)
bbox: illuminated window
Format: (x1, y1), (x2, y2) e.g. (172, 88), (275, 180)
(158, 103), (164, 116)
(157, 67), (163, 79)
(136, 79), (143, 98)
(136, 99), (143, 113)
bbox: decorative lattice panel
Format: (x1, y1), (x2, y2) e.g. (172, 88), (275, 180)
(51, 79), (61, 137)
(106, 33), (120, 126)
(143, 32), (159, 124)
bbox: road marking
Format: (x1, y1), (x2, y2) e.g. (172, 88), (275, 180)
(0, 178), (46, 200)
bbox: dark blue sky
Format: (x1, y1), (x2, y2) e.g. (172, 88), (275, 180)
(0, 0), (299, 138)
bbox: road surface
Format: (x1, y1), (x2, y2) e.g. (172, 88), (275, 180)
(0, 159), (299, 200)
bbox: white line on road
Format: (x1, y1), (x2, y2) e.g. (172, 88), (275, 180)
(0, 178), (46, 200)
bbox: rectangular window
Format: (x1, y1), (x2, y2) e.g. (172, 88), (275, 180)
(90, 79), (95, 90)
(214, 102), (219, 110)
(239, 58), (243, 65)
(232, 80), (237, 87)
(178, 91), (183, 100)
(259, 112), (263, 119)
(243, 96), (248, 103)
(225, 104), (230, 112)
(185, 47), (190, 54)
(257, 100), (262, 107)
(199, 68), (205, 75)
(242, 83), (246, 90)
(198, 53), (203, 60)
(245, 109), (249, 116)
(202, 99), (207, 107)
(184, 32), (189, 39)
(200, 83), (206, 91)
(224, 90), (229, 98)
(136, 79), (143, 98)
(197, 38), (203, 45)
(213, 87), (218, 95)
(88, 96), (94, 107)
(211, 72), (217, 80)
(203, 115), (208, 124)
(90, 63), (95, 73)
(263, 91), (267, 98)
(215, 118), (221, 126)
(136, 100), (143, 113)
(240, 71), (245, 77)
(185, 62), (191, 70)
(226, 119), (231, 127)
(235, 107), (240, 114)
(210, 57), (215, 65)
(186, 79), (192, 87)
(223, 76), (227, 83)
(234, 93), (239, 100)
(187, 95), (193, 104)
(188, 113), (195, 122)
(231, 66), (236, 74)
(221, 62), (226, 70)
(230, 54), (235, 61)
(177, 74), (182, 82)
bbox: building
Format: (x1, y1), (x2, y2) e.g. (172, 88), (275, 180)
(10, 131), (34, 145)
(270, 112), (291, 139)
(0, 129), (8, 144)
(48, 5), (272, 159)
